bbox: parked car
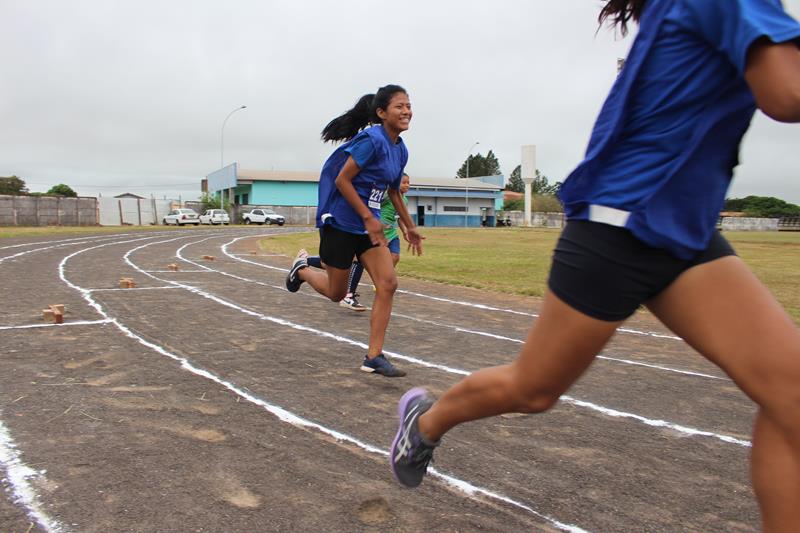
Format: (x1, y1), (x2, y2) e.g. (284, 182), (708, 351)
(242, 208), (285, 226)
(163, 208), (200, 226)
(199, 209), (230, 225)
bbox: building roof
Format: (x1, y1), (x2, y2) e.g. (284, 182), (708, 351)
(236, 169), (501, 190)
(237, 169), (319, 182)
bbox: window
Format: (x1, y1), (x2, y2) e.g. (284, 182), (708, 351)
(426, 205), (433, 212)
(443, 206), (466, 212)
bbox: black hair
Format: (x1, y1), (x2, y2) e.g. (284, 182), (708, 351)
(321, 84), (407, 143)
(598, 0), (646, 36)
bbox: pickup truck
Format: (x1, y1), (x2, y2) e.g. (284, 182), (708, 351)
(241, 208), (285, 226)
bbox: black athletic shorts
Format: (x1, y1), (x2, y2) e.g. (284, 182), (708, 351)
(548, 220), (736, 322)
(319, 225), (378, 270)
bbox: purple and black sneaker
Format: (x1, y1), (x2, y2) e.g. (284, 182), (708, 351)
(390, 387), (439, 488)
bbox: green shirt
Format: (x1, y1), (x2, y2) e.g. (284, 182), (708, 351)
(380, 194), (408, 242)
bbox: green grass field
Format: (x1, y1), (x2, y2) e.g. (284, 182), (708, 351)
(260, 227), (800, 324)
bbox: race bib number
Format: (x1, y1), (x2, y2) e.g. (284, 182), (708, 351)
(368, 187), (384, 210)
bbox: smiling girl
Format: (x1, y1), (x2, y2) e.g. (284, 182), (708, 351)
(286, 84), (423, 377)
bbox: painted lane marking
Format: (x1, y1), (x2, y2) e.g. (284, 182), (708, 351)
(87, 286), (181, 292)
(392, 315), (727, 381)
(218, 235), (682, 342)
(57, 238), (588, 533)
(214, 237), (725, 381)
(133, 238), (750, 448)
(0, 319), (113, 331)
(0, 417), (67, 533)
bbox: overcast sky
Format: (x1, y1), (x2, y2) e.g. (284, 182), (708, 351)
(2, 0), (799, 203)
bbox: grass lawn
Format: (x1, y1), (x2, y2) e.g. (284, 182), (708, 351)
(260, 227), (800, 324)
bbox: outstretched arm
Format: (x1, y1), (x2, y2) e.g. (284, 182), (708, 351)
(746, 39), (800, 123)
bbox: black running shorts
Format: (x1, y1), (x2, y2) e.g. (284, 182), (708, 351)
(319, 225), (378, 270)
(548, 220), (736, 322)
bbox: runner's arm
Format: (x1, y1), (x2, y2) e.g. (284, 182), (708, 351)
(388, 188), (423, 255)
(335, 156), (386, 245)
(745, 39), (800, 123)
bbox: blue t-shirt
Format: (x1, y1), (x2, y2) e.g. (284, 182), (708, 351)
(316, 125), (408, 234)
(559, 0), (800, 259)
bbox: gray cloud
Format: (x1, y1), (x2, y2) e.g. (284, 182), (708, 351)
(1, 0), (798, 202)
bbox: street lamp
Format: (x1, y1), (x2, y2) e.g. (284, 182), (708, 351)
(219, 105), (247, 210)
(464, 141), (479, 227)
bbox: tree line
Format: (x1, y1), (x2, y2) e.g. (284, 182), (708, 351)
(455, 152), (799, 217)
(0, 176), (78, 197)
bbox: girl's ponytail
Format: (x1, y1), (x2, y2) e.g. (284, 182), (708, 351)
(321, 94), (378, 142)
(321, 84), (407, 143)
(598, 0), (646, 36)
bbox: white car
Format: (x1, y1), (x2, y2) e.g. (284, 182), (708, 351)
(163, 208), (200, 226)
(199, 209), (230, 225)
(242, 208), (285, 226)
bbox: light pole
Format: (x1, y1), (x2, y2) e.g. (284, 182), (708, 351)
(464, 141), (479, 227)
(220, 105), (247, 209)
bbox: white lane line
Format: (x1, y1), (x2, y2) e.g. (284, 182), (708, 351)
(144, 270), (213, 273)
(136, 237), (750, 448)
(0, 235), (136, 265)
(0, 319), (113, 331)
(60, 237), (588, 533)
(0, 417), (67, 533)
(87, 287), (181, 293)
(218, 235), (682, 341)
(0, 233), (143, 251)
(214, 237), (723, 381)
(396, 316), (727, 381)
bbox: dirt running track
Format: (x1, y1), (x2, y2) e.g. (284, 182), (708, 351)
(0, 227), (760, 532)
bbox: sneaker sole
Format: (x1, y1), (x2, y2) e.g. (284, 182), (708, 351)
(390, 387), (428, 485)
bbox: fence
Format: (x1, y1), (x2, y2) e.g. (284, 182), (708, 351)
(97, 197), (174, 226)
(0, 195), (98, 226)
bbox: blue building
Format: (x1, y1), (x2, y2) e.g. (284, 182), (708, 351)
(205, 165), (504, 227)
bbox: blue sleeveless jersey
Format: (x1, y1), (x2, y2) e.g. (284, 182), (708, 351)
(558, 0), (800, 259)
(316, 125), (408, 234)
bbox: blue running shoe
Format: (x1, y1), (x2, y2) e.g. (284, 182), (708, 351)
(390, 387), (439, 487)
(360, 354), (406, 377)
(285, 252), (308, 293)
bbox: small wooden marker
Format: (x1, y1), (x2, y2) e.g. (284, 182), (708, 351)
(202, 255), (215, 261)
(42, 304), (65, 324)
(119, 277), (136, 289)
(167, 263), (179, 271)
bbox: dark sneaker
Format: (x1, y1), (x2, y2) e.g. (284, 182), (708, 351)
(285, 251), (308, 293)
(391, 387), (439, 488)
(360, 354), (406, 377)
(340, 293), (367, 312)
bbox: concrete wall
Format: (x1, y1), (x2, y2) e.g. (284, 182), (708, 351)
(500, 211), (565, 228)
(98, 197), (173, 226)
(720, 217), (780, 231)
(0, 195), (98, 226)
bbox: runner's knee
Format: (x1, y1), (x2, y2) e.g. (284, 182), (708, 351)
(508, 375), (560, 413)
(374, 276), (397, 295)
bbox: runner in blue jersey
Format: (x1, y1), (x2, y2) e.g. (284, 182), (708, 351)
(285, 84), (424, 378)
(390, 1), (800, 528)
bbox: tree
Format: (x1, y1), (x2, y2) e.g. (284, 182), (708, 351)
(506, 165), (525, 192)
(0, 175), (28, 195)
(724, 196), (800, 218)
(47, 184), (78, 197)
(456, 150), (502, 178)
(506, 166), (560, 195)
(200, 193), (231, 212)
